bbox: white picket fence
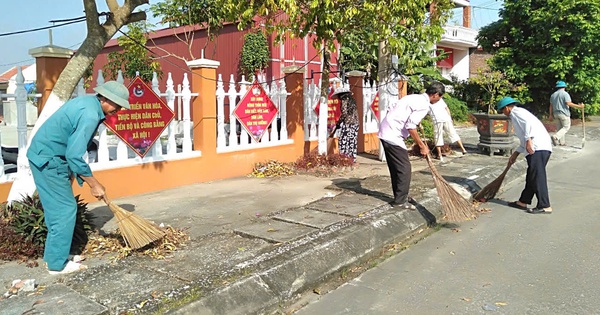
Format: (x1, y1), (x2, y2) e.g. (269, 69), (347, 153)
(80, 70), (201, 171)
(363, 81), (379, 134)
(0, 66), (387, 184)
(0, 67), (39, 180)
(216, 73), (292, 153)
(0, 67), (202, 182)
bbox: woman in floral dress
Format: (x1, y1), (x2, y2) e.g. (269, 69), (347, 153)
(331, 89), (359, 162)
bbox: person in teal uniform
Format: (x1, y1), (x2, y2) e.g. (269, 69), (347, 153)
(27, 81), (130, 274)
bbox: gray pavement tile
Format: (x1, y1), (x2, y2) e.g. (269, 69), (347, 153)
(273, 208), (348, 229)
(304, 197), (380, 217)
(1, 284), (107, 315)
(234, 220), (318, 243)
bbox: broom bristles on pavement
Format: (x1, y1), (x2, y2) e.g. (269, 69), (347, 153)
(473, 163), (512, 202)
(425, 155), (476, 222)
(106, 199), (166, 249)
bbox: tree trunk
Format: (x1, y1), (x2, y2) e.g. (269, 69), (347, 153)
(7, 0), (148, 202)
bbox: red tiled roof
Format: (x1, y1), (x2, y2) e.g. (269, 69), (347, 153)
(0, 67), (18, 83)
(0, 64), (34, 83)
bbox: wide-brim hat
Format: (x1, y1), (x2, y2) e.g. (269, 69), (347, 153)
(332, 87), (351, 96)
(555, 80), (567, 88)
(93, 81), (130, 109)
(497, 96), (519, 111)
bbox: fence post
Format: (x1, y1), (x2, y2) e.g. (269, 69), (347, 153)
(347, 71), (366, 153)
(282, 66), (306, 156)
(28, 44), (73, 114)
(187, 58), (220, 155)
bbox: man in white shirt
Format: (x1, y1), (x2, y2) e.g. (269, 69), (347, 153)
(428, 98), (467, 161)
(378, 82), (444, 209)
(497, 97), (553, 214)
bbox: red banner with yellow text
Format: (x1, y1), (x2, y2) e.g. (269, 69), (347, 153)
(104, 77), (175, 157)
(233, 82), (278, 143)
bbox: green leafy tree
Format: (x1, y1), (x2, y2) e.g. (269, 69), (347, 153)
(151, 0), (226, 38)
(477, 0), (600, 116)
(153, 0), (453, 105)
(240, 32), (271, 78)
(103, 22), (163, 82)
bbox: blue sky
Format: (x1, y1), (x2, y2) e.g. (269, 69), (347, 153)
(0, 0), (503, 74)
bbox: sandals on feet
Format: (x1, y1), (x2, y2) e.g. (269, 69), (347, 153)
(391, 202), (416, 210)
(551, 136), (559, 146)
(527, 207), (552, 214)
(48, 261), (88, 275)
(507, 201), (528, 210)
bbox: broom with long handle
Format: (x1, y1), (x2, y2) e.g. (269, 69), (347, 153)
(473, 162), (512, 202)
(418, 124), (476, 221)
(582, 109), (586, 149)
(104, 197), (166, 249)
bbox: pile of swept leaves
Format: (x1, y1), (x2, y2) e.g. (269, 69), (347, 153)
(83, 226), (190, 261)
(249, 154), (355, 178)
(294, 153), (355, 176)
(249, 160), (296, 178)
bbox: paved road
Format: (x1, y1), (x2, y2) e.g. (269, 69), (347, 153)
(294, 142), (600, 315)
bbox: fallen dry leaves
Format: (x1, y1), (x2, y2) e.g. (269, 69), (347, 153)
(82, 226), (189, 261)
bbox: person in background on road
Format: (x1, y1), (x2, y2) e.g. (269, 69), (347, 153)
(330, 88), (359, 163)
(549, 80), (584, 146)
(428, 97), (468, 162)
(378, 82), (445, 210)
(27, 81), (130, 274)
(498, 97), (553, 214)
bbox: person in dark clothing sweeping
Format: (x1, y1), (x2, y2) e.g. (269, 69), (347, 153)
(378, 82), (445, 209)
(330, 88), (359, 162)
(27, 81), (130, 274)
(497, 97), (553, 214)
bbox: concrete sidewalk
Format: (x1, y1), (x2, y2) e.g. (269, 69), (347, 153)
(0, 122), (596, 315)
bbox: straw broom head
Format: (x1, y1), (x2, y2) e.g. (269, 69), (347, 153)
(106, 199), (166, 249)
(425, 155), (476, 222)
(472, 163), (512, 202)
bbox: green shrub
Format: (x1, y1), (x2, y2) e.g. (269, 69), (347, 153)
(405, 119), (434, 149)
(444, 95), (470, 122)
(240, 31), (270, 78)
(0, 193), (95, 260)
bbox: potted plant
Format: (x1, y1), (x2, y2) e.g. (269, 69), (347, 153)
(468, 70), (521, 156)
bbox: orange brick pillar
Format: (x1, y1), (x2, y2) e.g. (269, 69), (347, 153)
(463, 6), (471, 28)
(347, 71), (366, 153)
(282, 66), (307, 156)
(28, 45), (73, 114)
(187, 58), (219, 157)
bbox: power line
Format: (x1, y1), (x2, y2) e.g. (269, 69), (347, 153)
(0, 18), (86, 38)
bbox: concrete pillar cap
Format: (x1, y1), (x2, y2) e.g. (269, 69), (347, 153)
(29, 45), (73, 58)
(282, 66), (305, 74)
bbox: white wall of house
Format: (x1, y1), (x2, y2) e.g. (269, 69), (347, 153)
(3, 64), (38, 127)
(449, 48), (469, 81)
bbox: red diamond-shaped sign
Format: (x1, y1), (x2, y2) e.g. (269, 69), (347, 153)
(370, 92), (380, 121)
(314, 89), (341, 130)
(104, 77), (175, 157)
(233, 81), (278, 142)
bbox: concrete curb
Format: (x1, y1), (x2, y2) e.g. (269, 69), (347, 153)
(0, 151), (534, 315)
(170, 160), (528, 315)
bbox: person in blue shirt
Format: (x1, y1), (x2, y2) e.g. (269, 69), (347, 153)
(27, 81), (130, 274)
(498, 97), (553, 214)
(549, 81), (584, 146)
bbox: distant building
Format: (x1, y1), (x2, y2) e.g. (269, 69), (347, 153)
(0, 64), (38, 126)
